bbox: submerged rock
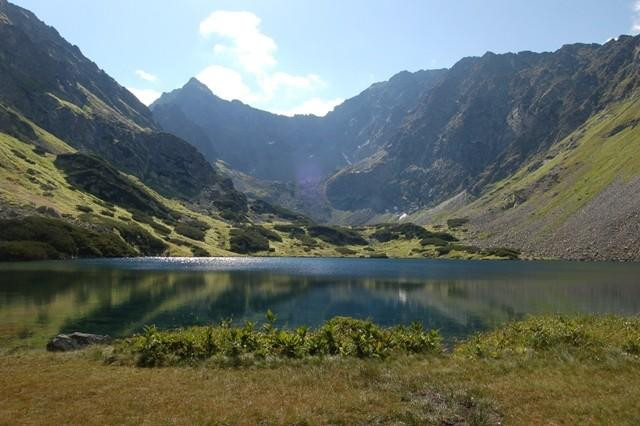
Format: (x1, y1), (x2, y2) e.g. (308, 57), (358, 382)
(46, 332), (111, 352)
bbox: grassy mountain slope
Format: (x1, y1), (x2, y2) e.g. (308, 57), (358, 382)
(458, 94), (640, 260)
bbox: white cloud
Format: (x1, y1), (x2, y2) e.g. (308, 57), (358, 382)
(259, 72), (325, 99)
(200, 11), (276, 75)
(196, 65), (255, 103)
(135, 69), (157, 82)
(197, 10), (337, 113)
(275, 97), (344, 117)
(632, 0), (640, 34)
(127, 88), (161, 106)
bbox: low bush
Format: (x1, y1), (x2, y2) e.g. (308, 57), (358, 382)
(76, 205), (93, 213)
(273, 224), (306, 236)
(455, 316), (640, 360)
(191, 246), (210, 257)
(484, 247), (521, 259)
(117, 314), (442, 367)
(335, 247), (356, 256)
(249, 225), (282, 242)
(450, 244), (482, 254)
(435, 246), (452, 256)
(420, 237), (449, 247)
(229, 227), (270, 253)
(130, 211), (171, 234)
(294, 233), (318, 248)
(175, 224), (206, 241)
(308, 226), (367, 246)
(447, 218), (469, 228)
(0, 216), (136, 259)
(369, 253), (389, 259)
(108, 221), (167, 256)
(0, 241), (62, 261)
(372, 223), (458, 243)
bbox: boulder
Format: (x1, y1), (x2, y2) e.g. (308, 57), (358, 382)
(46, 332), (111, 352)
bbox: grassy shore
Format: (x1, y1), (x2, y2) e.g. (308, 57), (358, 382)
(1, 316), (640, 425)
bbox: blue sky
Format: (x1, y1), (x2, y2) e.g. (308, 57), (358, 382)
(12, 0), (640, 115)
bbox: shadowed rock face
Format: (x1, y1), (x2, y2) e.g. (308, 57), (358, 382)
(327, 39), (640, 212)
(150, 70), (447, 183)
(0, 0), (244, 206)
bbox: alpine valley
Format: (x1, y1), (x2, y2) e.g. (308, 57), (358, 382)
(2, 0), (640, 262)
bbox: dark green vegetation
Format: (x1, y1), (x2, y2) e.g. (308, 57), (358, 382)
(447, 218), (469, 229)
(117, 314), (442, 367)
(0, 240), (62, 261)
(105, 221), (167, 256)
(55, 153), (173, 219)
(372, 223), (457, 243)
(229, 226), (270, 254)
(456, 315), (640, 359)
(0, 216), (136, 260)
(110, 315), (640, 371)
(307, 225), (368, 246)
(174, 220), (210, 241)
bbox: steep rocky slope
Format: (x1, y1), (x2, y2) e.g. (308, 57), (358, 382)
(327, 37), (640, 213)
(0, 0), (238, 203)
(460, 95), (640, 261)
(151, 70), (446, 182)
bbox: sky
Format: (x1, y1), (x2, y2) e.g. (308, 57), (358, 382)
(11, 0), (640, 116)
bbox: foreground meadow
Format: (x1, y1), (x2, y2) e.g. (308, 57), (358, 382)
(1, 316), (640, 425)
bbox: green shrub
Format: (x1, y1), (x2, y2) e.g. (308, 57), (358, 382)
(249, 225), (282, 242)
(0, 241), (62, 261)
(131, 211), (174, 236)
(175, 224), (206, 241)
(191, 246), (210, 257)
(32, 147), (48, 156)
(294, 233), (318, 248)
(0, 216), (136, 259)
(450, 244), (482, 254)
(117, 314), (442, 367)
(150, 222), (171, 236)
(420, 237), (449, 247)
(432, 232), (458, 242)
(447, 218), (469, 228)
(229, 227), (270, 253)
(455, 316), (640, 360)
(219, 209), (246, 223)
(372, 223), (457, 243)
(436, 246), (452, 256)
(369, 253), (389, 258)
(307, 226), (367, 246)
(108, 221), (167, 256)
(184, 219), (211, 232)
(273, 224), (306, 236)
(484, 247), (521, 259)
(55, 153), (174, 220)
(335, 247), (356, 256)
(76, 205), (93, 213)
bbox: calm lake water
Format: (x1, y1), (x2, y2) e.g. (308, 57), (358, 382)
(1, 257), (640, 349)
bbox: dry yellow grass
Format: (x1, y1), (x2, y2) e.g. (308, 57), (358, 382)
(1, 350), (639, 425)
